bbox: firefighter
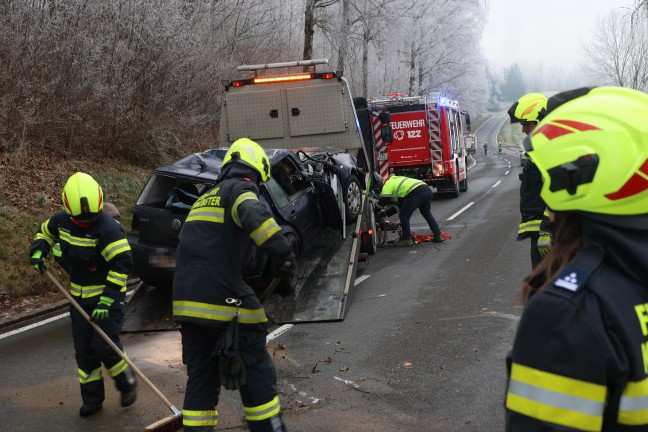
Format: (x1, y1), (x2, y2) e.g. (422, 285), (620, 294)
(29, 172), (136, 417)
(507, 92), (550, 268)
(505, 86), (648, 430)
(172, 138), (295, 432)
(377, 175), (444, 246)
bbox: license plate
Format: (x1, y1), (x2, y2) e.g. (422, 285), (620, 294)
(378, 153), (387, 161)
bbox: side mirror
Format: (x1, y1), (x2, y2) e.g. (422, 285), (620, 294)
(378, 111), (391, 123)
(381, 125), (393, 143)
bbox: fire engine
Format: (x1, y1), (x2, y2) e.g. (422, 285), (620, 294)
(368, 92), (471, 197)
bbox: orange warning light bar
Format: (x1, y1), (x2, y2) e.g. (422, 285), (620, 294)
(253, 74), (312, 84)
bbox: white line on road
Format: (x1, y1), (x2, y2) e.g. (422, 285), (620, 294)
(492, 180), (502, 188)
(267, 324), (294, 343)
(505, 171), (509, 175)
(354, 275), (370, 286)
(447, 202), (475, 221)
(0, 312), (69, 340)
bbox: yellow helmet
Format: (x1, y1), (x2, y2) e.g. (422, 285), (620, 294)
(61, 172), (104, 220)
(523, 86), (648, 223)
(508, 93), (548, 124)
(222, 138), (271, 182)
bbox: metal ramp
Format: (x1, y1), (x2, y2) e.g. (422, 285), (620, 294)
(262, 223), (361, 324)
(122, 283), (178, 333)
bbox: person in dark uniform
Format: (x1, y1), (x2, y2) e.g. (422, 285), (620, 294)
(508, 92), (550, 268)
(29, 172), (136, 417)
(505, 86), (648, 431)
(173, 138), (295, 432)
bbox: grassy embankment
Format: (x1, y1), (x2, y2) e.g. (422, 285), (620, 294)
(0, 150), (152, 318)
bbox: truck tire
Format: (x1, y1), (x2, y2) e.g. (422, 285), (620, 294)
(276, 234), (300, 294)
(361, 201), (378, 255)
(459, 161), (468, 192)
(449, 165), (460, 198)
(345, 175), (362, 222)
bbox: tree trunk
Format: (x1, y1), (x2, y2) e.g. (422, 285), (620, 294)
(337, 0), (349, 71)
(407, 42), (416, 96)
(362, 33), (369, 97)
(303, 0), (316, 60)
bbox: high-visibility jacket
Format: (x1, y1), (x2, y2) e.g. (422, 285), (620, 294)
(517, 160), (548, 240)
(506, 219), (648, 431)
(378, 176), (428, 207)
(172, 177), (294, 329)
(29, 211), (132, 305)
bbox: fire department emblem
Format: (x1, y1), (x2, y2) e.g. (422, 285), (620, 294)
(393, 130), (405, 141)
(171, 219), (182, 231)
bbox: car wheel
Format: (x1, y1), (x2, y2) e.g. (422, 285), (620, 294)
(345, 175), (362, 222)
(276, 234), (300, 294)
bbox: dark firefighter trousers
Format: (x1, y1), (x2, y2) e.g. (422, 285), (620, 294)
(70, 301), (135, 405)
(399, 188), (441, 239)
(180, 322), (285, 432)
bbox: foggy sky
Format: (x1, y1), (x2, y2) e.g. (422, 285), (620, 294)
(481, 0), (636, 73)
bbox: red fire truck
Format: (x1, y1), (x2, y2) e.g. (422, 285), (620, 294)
(368, 92), (470, 197)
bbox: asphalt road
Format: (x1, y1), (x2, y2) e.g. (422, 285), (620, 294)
(0, 126), (530, 431)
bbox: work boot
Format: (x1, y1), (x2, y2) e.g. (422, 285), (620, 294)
(119, 368), (137, 407)
(393, 237), (414, 247)
(431, 232), (445, 243)
(121, 385), (137, 407)
(79, 403), (103, 417)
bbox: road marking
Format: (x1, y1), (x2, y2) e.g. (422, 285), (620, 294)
(267, 324), (294, 343)
(354, 275), (370, 285)
(492, 180), (501, 188)
(0, 312), (69, 340)
(447, 202), (475, 221)
(505, 170), (509, 175)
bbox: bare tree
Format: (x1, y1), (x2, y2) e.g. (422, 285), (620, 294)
(303, 0), (339, 60)
(584, 10), (648, 91)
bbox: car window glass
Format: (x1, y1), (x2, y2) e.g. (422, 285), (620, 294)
(265, 178), (290, 208)
(136, 173), (209, 208)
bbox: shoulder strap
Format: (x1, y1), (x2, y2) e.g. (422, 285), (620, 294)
(548, 244), (605, 295)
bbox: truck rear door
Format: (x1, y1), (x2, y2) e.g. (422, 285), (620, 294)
(387, 109), (430, 167)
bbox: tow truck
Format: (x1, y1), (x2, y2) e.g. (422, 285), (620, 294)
(216, 59), (379, 323)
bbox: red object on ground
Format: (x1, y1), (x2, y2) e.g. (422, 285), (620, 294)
(412, 231), (451, 243)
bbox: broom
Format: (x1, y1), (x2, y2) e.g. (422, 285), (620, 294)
(44, 270), (183, 432)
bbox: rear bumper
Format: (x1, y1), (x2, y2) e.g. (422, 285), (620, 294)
(127, 234), (176, 288)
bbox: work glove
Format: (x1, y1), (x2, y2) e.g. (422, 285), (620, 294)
(29, 250), (46, 274)
(91, 296), (115, 321)
(214, 315), (246, 390)
(537, 232), (552, 257)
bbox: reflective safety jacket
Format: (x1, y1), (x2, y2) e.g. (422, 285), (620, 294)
(29, 211), (132, 305)
(518, 160), (548, 240)
(172, 177), (294, 329)
(506, 220), (648, 431)
(378, 176), (428, 207)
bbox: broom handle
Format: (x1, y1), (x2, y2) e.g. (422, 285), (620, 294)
(45, 270), (181, 416)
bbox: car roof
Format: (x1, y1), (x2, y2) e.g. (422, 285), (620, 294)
(154, 148), (294, 180)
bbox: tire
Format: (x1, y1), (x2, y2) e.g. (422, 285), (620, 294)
(344, 175), (362, 222)
(276, 234), (300, 294)
(362, 202), (378, 255)
(449, 166), (460, 198)
(459, 160), (468, 192)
